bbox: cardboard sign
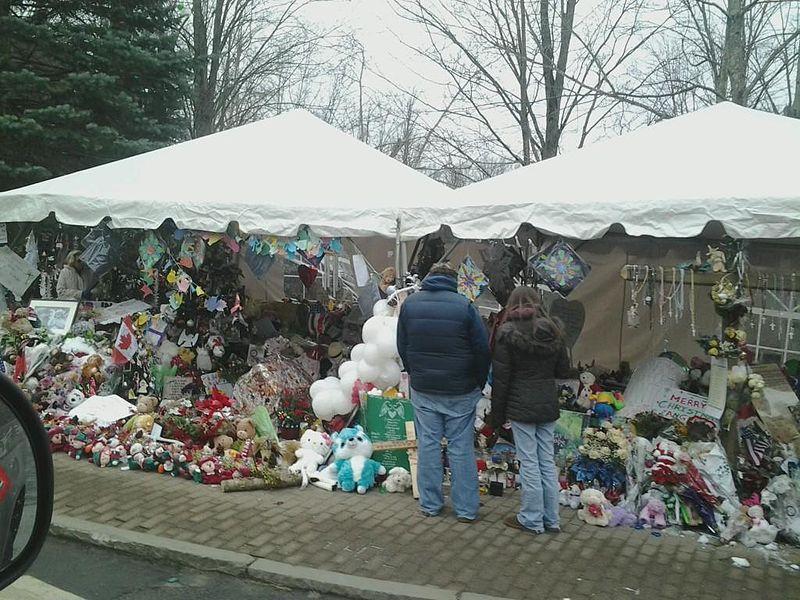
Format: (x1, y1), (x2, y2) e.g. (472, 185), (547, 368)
(619, 357), (685, 418)
(161, 376), (193, 403)
(364, 394), (415, 471)
(0, 245), (40, 299)
(652, 387), (723, 422)
(96, 299), (152, 325)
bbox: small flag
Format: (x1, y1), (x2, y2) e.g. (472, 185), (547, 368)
(113, 316), (139, 365)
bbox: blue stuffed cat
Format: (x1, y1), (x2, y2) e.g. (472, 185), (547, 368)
(328, 425), (386, 494)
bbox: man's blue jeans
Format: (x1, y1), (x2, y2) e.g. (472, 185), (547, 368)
(510, 420), (560, 532)
(411, 388), (480, 520)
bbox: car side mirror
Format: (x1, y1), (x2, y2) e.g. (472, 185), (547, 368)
(0, 374), (54, 591)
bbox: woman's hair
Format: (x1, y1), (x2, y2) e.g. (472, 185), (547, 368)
(505, 285), (542, 313)
(505, 285), (563, 342)
(65, 250), (82, 268)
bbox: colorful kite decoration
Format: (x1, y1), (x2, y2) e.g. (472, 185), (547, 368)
(457, 256), (489, 302)
(529, 240), (591, 297)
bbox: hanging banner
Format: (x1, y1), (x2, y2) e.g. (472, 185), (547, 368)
(0, 246), (40, 299)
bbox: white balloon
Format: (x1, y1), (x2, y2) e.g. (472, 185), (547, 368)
(337, 360), (358, 378)
(362, 316), (394, 344)
(309, 376), (340, 399)
(375, 328), (399, 359)
(339, 369), (359, 396)
(374, 360), (402, 390)
(363, 343), (383, 365)
(350, 343), (367, 362)
(312, 388), (351, 421)
(358, 359), (381, 384)
(373, 299), (391, 317)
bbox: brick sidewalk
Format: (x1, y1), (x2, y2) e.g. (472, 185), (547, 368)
(52, 454), (800, 600)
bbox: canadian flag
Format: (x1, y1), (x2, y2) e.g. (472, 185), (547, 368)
(113, 315), (139, 365)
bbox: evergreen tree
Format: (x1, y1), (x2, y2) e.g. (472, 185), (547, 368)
(0, 1), (189, 191)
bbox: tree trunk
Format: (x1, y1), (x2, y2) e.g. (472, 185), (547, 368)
(539, 0), (576, 159)
(192, 0), (214, 137)
(791, 42), (800, 118)
(0, 0), (10, 71)
(719, 0), (747, 104)
(516, 0), (532, 165)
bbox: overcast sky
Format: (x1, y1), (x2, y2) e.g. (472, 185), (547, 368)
(303, 0), (445, 92)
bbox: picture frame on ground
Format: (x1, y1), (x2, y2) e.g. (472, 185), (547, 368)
(29, 299), (79, 337)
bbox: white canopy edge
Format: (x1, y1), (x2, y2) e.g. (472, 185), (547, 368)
(439, 103), (800, 240)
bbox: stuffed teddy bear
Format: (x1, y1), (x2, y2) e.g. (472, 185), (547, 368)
(382, 466), (412, 493)
(639, 491), (668, 529)
(577, 488), (611, 527)
(210, 434), (234, 456)
(324, 425), (386, 494)
(288, 429), (332, 488)
(235, 418), (257, 442)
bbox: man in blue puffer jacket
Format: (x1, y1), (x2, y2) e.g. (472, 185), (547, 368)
(397, 263), (490, 522)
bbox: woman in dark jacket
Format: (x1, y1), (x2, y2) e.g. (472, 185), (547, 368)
(492, 286), (571, 534)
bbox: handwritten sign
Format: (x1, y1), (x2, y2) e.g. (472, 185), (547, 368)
(96, 299), (152, 325)
(364, 394), (415, 471)
(0, 246), (40, 299)
(652, 387), (723, 422)
(161, 376), (193, 404)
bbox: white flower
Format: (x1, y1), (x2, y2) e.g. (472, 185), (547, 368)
(588, 449), (601, 460)
(594, 431), (607, 441)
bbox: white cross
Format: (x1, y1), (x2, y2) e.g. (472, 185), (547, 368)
(769, 321), (777, 332)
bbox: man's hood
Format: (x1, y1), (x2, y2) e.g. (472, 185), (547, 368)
(420, 274), (458, 293)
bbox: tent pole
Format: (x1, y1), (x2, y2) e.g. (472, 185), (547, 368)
(395, 215), (402, 286)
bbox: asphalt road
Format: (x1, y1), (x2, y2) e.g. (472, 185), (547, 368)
(15, 537), (343, 600)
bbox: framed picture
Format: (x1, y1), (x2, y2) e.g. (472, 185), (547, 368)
(29, 300), (79, 337)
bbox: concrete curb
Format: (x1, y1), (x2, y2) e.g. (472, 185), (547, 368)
(49, 516), (512, 600)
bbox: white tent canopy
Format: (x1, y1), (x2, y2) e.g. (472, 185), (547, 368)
(443, 103), (800, 240)
(0, 109), (454, 239)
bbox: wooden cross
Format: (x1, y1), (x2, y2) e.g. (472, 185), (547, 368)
(370, 422), (419, 499)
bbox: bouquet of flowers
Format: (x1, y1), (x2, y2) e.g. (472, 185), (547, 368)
(697, 327), (747, 359)
(570, 422), (629, 497)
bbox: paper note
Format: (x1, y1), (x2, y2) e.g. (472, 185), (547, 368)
(0, 246), (40, 299)
(161, 376), (193, 403)
(96, 299), (152, 325)
(352, 255), (370, 287)
(707, 357), (729, 412)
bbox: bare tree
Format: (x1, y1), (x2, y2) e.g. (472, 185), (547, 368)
(184, 0), (326, 137)
(393, 0), (666, 168)
(652, 0), (800, 111)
